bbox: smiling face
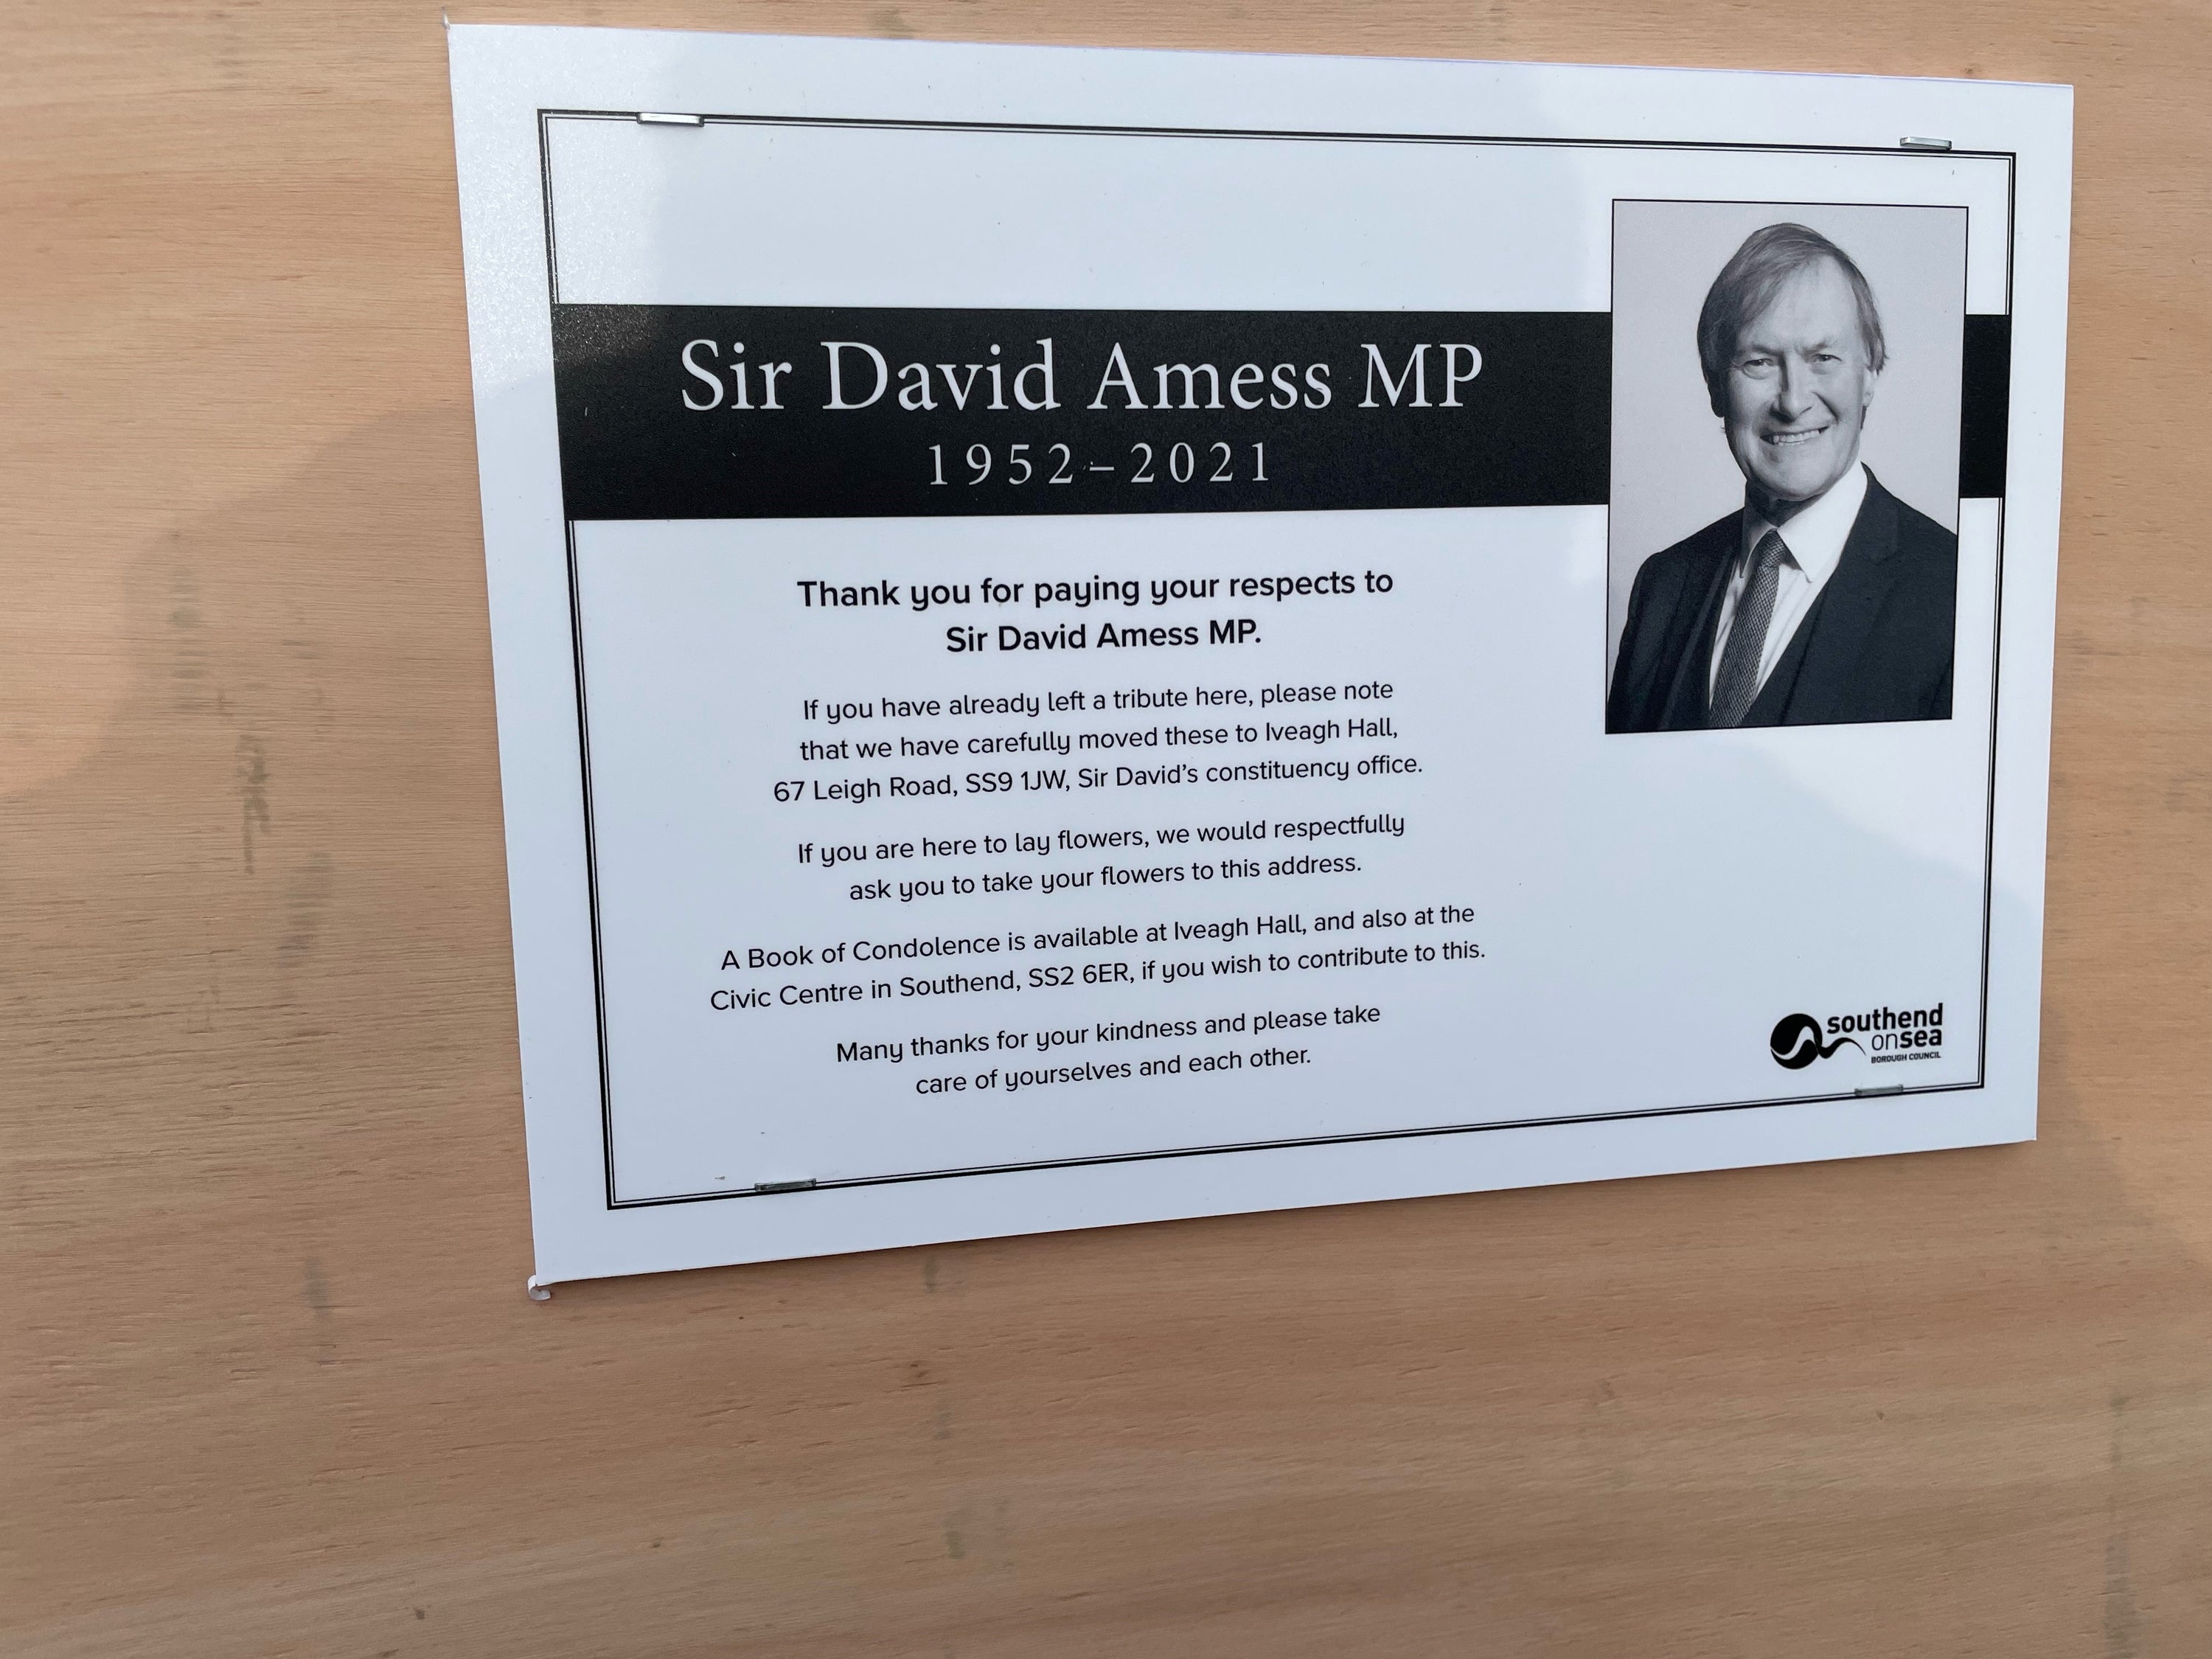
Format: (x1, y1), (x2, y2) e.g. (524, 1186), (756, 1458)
(1720, 257), (1879, 509)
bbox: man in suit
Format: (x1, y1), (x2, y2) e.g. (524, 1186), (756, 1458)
(1606, 223), (1956, 732)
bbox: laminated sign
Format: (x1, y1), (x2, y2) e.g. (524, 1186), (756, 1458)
(447, 26), (2072, 1283)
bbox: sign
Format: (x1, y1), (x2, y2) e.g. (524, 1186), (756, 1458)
(448, 26), (2072, 1283)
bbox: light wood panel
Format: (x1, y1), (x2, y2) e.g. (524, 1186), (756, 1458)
(3, 3), (2208, 1655)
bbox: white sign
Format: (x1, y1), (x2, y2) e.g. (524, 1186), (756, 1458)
(448, 26), (2071, 1284)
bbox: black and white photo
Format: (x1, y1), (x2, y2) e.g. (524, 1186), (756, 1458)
(1607, 202), (1967, 732)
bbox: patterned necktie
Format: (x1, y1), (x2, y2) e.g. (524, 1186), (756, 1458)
(1710, 528), (1790, 728)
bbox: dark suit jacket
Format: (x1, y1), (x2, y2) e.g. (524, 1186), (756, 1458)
(1605, 470), (1956, 732)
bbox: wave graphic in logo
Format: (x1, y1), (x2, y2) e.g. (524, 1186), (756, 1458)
(1769, 1013), (1863, 1069)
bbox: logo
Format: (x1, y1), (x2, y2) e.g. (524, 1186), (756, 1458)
(1768, 1003), (1946, 1069)
(1769, 1014), (1860, 1069)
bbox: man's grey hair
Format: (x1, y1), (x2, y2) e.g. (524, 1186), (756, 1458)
(1696, 223), (1887, 415)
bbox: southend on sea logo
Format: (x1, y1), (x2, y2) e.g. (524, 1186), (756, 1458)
(1769, 1004), (1946, 1070)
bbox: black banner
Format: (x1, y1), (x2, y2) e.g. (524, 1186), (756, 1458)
(1959, 314), (2011, 500)
(551, 305), (2009, 519)
(553, 306), (1611, 520)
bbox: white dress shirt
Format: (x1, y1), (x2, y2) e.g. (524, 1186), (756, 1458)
(1708, 461), (1868, 702)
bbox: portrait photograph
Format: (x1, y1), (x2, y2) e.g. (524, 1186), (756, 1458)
(1606, 199), (1967, 733)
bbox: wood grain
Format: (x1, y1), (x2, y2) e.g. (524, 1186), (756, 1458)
(2, 3), (2207, 1655)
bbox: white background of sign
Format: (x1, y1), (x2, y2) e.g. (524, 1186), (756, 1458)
(448, 27), (2070, 1283)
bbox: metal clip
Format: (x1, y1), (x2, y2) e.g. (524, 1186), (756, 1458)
(1854, 1083), (1907, 1096)
(526, 1276), (553, 1301)
(638, 111), (706, 127)
(754, 1178), (819, 1194)
(1900, 136), (1953, 151)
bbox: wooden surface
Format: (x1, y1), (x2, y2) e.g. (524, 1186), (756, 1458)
(4, 3), (2208, 1655)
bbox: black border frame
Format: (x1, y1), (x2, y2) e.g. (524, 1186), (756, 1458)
(535, 109), (2017, 1211)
